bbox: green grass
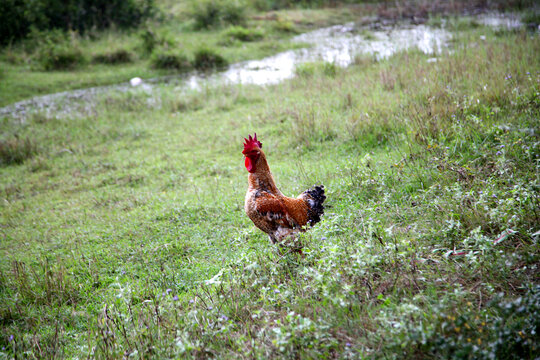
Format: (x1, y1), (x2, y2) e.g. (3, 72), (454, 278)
(1, 20), (539, 359)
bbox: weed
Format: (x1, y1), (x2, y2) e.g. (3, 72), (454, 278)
(272, 19), (298, 33)
(522, 11), (540, 26)
(33, 30), (86, 71)
(138, 28), (175, 56)
(150, 49), (192, 71)
(92, 49), (133, 64)
(191, 0), (247, 29)
(295, 61), (338, 78)
(0, 136), (39, 166)
(222, 25), (264, 42)
(193, 47), (228, 70)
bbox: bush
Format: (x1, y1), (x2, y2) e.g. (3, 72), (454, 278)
(92, 49), (133, 64)
(193, 47), (228, 71)
(34, 31), (85, 70)
(39, 46), (84, 71)
(222, 26), (264, 42)
(272, 19), (298, 33)
(247, 0), (339, 10)
(0, 136), (39, 166)
(220, 0), (248, 26)
(191, 0), (247, 29)
(150, 50), (192, 71)
(0, 0), (155, 45)
(139, 29), (158, 55)
(138, 28), (176, 57)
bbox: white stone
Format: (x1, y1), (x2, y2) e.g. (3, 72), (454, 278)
(130, 77), (143, 87)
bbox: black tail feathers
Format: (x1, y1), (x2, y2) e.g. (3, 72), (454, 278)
(302, 185), (326, 226)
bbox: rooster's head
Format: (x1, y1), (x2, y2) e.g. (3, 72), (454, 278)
(242, 133), (262, 173)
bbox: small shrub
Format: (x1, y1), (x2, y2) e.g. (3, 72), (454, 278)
(33, 30), (85, 71)
(191, 0), (247, 29)
(220, 0), (247, 26)
(295, 62), (337, 78)
(0, 136), (39, 166)
(295, 62), (317, 77)
(353, 54), (378, 68)
(488, 285), (540, 360)
(322, 62), (337, 77)
(1, 45), (22, 65)
(138, 28), (175, 56)
(521, 11), (540, 26)
(150, 50), (191, 71)
(448, 17), (480, 31)
(222, 26), (264, 42)
(92, 49), (133, 64)
(193, 47), (228, 70)
(272, 19), (298, 33)
(192, 0), (221, 29)
(388, 285), (540, 359)
(38, 44), (85, 70)
(139, 29), (158, 55)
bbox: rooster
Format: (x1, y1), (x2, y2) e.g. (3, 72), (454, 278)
(243, 134), (326, 248)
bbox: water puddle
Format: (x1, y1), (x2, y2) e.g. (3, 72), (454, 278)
(476, 12), (523, 29)
(192, 23), (450, 88)
(0, 13), (524, 121)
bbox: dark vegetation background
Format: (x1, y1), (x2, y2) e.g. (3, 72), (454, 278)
(0, 0), (155, 45)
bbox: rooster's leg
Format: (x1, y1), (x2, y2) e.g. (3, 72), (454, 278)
(268, 234), (278, 244)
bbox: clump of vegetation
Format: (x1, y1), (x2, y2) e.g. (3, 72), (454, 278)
(222, 26), (264, 42)
(193, 47), (228, 70)
(138, 28), (176, 57)
(382, 285), (540, 359)
(191, 0), (247, 29)
(522, 11), (540, 27)
(0, 136), (39, 166)
(37, 43), (85, 71)
(295, 61), (338, 78)
(92, 49), (133, 64)
(150, 49), (192, 71)
(32, 29), (85, 70)
(272, 19), (298, 33)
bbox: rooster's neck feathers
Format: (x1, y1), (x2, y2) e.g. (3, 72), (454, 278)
(247, 151), (281, 195)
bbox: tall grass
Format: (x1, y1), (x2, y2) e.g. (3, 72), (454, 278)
(0, 136), (39, 166)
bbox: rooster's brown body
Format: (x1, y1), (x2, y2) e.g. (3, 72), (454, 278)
(242, 134), (325, 244)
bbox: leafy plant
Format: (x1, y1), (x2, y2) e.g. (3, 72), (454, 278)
(191, 0), (247, 29)
(222, 26), (264, 42)
(92, 49), (133, 64)
(0, 136), (39, 166)
(193, 47), (228, 70)
(34, 30), (85, 70)
(151, 49), (192, 71)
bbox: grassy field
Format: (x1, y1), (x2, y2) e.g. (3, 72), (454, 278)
(1, 7), (539, 360)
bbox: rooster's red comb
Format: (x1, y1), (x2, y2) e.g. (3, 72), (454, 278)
(243, 133), (262, 153)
